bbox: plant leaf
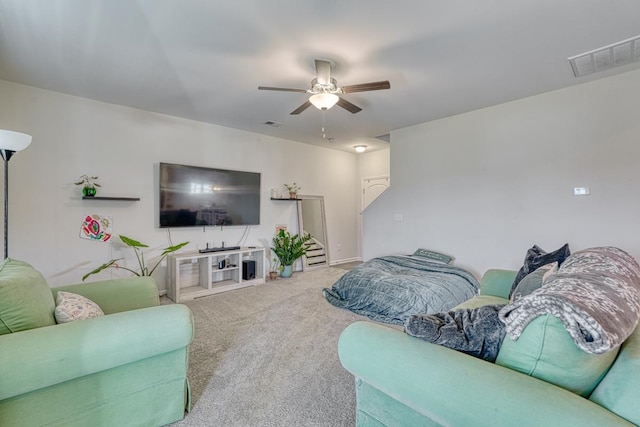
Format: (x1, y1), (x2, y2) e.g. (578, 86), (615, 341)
(82, 258), (122, 281)
(160, 241), (189, 256)
(120, 235), (149, 248)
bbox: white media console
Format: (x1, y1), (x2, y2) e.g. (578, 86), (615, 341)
(167, 246), (266, 302)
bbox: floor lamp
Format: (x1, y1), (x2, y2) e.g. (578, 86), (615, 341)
(0, 130), (32, 259)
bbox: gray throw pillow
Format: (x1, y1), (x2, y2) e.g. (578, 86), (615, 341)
(509, 244), (570, 299)
(510, 262), (557, 302)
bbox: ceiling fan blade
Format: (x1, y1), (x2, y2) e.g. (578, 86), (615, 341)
(341, 80), (390, 94)
(336, 97), (362, 114)
(258, 86), (307, 93)
(290, 100), (312, 115)
(315, 59), (332, 85)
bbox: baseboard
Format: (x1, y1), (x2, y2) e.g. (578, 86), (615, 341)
(330, 257), (363, 266)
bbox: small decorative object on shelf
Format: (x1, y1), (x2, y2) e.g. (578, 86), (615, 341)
(283, 182), (301, 199)
(75, 174), (101, 197)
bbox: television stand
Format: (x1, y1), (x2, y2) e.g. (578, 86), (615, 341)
(167, 247), (266, 302)
(198, 246), (241, 253)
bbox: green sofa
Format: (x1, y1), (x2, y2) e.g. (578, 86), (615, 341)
(0, 258), (194, 427)
(339, 269), (640, 426)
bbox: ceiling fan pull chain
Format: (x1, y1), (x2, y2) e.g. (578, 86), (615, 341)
(321, 110), (327, 139)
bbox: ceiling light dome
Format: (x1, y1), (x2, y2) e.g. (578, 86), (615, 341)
(354, 145), (367, 153)
(309, 93), (339, 110)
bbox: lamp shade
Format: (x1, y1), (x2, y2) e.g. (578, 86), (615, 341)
(309, 93), (339, 110)
(0, 130), (32, 152)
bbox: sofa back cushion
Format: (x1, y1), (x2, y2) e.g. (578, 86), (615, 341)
(496, 314), (619, 397)
(0, 258), (56, 335)
(589, 325), (640, 425)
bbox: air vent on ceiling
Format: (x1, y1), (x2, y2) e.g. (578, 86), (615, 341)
(568, 35), (640, 78)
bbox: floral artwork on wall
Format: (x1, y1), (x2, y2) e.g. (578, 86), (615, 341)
(80, 214), (112, 242)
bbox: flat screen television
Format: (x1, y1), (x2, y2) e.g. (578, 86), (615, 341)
(159, 162), (261, 228)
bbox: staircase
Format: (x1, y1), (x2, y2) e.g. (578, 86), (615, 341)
(304, 236), (327, 268)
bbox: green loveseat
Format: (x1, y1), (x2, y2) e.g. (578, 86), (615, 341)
(339, 269), (640, 426)
(0, 258), (194, 427)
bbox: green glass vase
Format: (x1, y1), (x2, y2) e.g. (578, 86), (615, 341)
(82, 186), (97, 197)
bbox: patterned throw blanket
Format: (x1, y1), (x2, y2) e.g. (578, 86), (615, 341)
(499, 247), (640, 354)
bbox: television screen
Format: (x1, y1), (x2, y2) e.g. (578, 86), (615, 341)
(159, 162), (260, 228)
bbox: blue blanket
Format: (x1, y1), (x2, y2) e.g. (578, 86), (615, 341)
(323, 256), (480, 325)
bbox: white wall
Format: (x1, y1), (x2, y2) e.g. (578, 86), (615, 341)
(0, 80), (361, 288)
(358, 148), (390, 179)
(364, 68), (640, 278)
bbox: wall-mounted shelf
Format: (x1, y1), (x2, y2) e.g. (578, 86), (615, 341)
(270, 197), (301, 201)
(82, 196), (140, 201)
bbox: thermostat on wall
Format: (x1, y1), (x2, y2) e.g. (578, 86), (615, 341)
(573, 187), (590, 196)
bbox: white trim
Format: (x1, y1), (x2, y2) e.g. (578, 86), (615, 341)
(330, 257), (363, 266)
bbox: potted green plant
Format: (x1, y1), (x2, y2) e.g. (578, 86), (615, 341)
(283, 182), (301, 199)
(75, 174), (101, 197)
(83, 235), (189, 281)
(271, 229), (312, 278)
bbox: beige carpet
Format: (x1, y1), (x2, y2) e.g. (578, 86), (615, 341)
(170, 267), (366, 426)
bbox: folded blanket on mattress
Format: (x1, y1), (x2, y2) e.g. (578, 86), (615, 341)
(405, 305), (506, 362)
(499, 246), (640, 354)
(323, 255), (480, 325)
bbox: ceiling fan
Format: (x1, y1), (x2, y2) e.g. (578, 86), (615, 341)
(258, 59), (390, 115)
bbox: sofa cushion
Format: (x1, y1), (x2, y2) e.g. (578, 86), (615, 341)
(0, 258), (56, 335)
(455, 294), (508, 309)
(54, 291), (104, 323)
(496, 314), (619, 397)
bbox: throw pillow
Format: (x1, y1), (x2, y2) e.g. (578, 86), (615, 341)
(411, 248), (455, 264)
(509, 243), (570, 298)
(510, 262), (557, 302)
(0, 258), (56, 335)
(405, 305), (506, 362)
(54, 291), (104, 324)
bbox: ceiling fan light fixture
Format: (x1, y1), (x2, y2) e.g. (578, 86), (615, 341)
(354, 145), (367, 153)
(309, 93), (339, 110)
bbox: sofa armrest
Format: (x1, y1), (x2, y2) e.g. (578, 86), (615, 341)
(338, 321), (633, 427)
(479, 269), (517, 299)
(0, 304), (193, 401)
(52, 277), (159, 314)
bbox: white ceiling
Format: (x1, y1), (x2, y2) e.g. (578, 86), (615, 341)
(1, 1), (640, 153)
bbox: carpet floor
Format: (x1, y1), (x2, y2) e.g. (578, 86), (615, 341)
(170, 267), (367, 426)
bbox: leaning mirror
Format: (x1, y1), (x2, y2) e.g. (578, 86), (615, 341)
(297, 195), (329, 270)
